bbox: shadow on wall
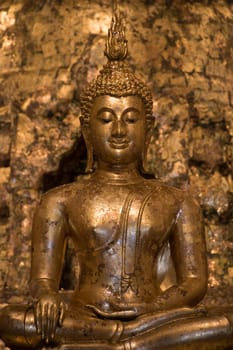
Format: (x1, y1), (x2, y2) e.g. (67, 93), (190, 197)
(41, 135), (87, 193)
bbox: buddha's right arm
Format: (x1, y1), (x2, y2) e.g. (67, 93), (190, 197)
(30, 191), (67, 296)
(29, 191), (67, 342)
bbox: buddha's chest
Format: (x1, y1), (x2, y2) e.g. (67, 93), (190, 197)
(67, 185), (178, 255)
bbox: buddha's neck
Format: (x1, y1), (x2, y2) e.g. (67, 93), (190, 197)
(93, 161), (143, 185)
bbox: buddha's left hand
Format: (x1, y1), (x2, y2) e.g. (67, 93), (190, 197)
(86, 302), (161, 319)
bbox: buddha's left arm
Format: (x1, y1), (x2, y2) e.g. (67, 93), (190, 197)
(155, 193), (208, 310)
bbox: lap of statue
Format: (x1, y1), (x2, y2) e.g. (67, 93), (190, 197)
(1, 297), (233, 349)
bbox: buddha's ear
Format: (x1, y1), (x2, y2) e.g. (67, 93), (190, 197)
(142, 130), (152, 173)
(80, 116), (94, 173)
(142, 115), (155, 173)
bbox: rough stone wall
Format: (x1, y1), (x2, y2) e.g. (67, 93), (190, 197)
(0, 0), (232, 306)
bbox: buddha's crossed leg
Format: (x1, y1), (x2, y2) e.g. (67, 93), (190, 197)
(1, 303), (233, 350)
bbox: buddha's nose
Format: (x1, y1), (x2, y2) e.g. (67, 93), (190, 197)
(111, 120), (127, 138)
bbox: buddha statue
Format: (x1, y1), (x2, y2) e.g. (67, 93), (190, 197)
(1, 2), (233, 350)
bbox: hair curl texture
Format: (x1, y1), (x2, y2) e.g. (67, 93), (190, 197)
(80, 61), (154, 131)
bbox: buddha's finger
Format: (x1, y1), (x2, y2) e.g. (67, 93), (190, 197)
(41, 303), (48, 341)
(46, 304), (54, 344)
(49, 304), (58, 342)
(45, 304), (51, 344)
(35, 302), (42, 334)
(59, 301), (65, 326)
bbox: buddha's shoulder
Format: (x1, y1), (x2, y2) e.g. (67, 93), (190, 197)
(39, 177), (89, 205)
(143, 179), (198, 208)
(143, 178), (183, 197)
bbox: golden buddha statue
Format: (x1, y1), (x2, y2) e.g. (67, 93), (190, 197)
(1, 2), (233, 350)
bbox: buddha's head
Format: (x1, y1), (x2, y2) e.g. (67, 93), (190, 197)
(80, 2), (154, 172)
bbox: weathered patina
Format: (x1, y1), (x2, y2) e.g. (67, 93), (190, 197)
(0, 2), (233, 349)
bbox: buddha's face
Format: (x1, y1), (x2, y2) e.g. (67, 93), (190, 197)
(89, 95), (146, 167)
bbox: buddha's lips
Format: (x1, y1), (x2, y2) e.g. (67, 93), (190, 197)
(108, 139), (130, 149)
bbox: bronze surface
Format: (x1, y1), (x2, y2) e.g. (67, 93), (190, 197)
(0, 1), (233, 349)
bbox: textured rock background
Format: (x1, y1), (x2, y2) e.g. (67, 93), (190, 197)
(0, 0), (232, 313)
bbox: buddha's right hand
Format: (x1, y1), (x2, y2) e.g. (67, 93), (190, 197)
(34, 292), (65, 344)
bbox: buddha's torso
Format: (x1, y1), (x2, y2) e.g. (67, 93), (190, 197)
(59, 175), (183, 312)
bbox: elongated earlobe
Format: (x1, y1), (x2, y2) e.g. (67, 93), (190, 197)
(80, 118), (94, 173)
(142, 137), (150, 173)
(85, 143), (94, 173)
(142, 119), (154, 173)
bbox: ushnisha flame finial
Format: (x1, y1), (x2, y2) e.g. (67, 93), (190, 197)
(105, 0), (128, 61)
(80, 0), (154, 172)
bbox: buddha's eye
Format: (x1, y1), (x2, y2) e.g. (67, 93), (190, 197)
(124, 112), (139, 124)
(98, 111), (114, 124)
